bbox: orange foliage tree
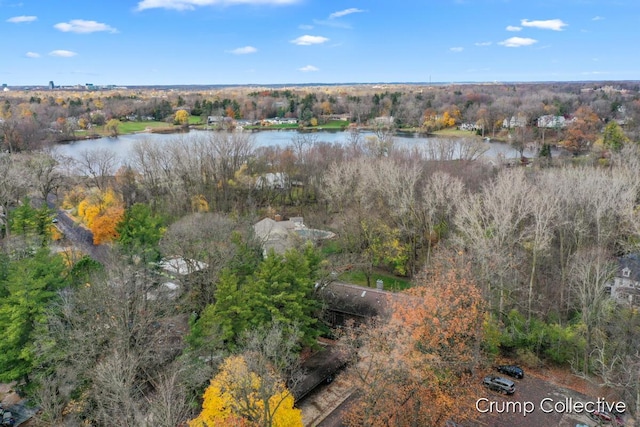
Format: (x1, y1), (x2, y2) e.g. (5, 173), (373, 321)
(564, 106), (601, 154)
(341, 258), (486, 426)
(74, 187), (125, 244)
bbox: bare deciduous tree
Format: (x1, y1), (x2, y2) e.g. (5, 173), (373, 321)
(76, 147), (118, 191)
(569, 247), (617, 373)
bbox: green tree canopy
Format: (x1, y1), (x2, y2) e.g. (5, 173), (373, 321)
(602, 120), (630, 152)
(0, 248), (68, 382)
(190, 244), (324, 351)
(9, 198), (55, 245)
(116, 203), (166, 263)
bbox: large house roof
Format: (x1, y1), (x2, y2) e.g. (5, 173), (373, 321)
(318, 281), (393, 318)
(617, 254), (640, 282)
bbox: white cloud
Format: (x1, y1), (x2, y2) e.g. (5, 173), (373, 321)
(49, 50), (78, 57)
(520, 18), (567, 31)
(137, 0), (298, 11)
(6, 15), (37, 23)
(506, 25), (521, 32)
(592, 16), (604, 21)
(312, 18), (351, 29)
(329, 8), (363, 19)
(298, 65), (318, 72)
(450, 47), (464, 52)
(498, 37), (538, 48)
(54, 19), (118, 34)
(25, 52), (40, 58)
(291, 35), (329, 45)
(475, 41), (492, 46)
(228, 46), (257, 54)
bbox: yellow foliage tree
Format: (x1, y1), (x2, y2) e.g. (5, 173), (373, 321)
(189, 355), (303, 427)
(105, 119), (120, 137)
(78, 117), (89, 130)
(191, 194), (210, 213)
(73, 187), (125, 244)
(175, 109), (189, 125)
(438, 111), (456, 128)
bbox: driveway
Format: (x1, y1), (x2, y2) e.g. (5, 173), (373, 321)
(304, 367), (634, 427)
(470, 370), (631, 427)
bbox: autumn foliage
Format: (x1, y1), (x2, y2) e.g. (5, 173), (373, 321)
(67, 186), (124, 244)
(189, 355), (302, 427)
(342, 258), (486, 426)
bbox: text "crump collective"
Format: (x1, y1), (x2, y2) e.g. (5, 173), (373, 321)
(476, 397), (626, 417)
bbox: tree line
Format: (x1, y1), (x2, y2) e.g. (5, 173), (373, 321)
(1, 82), (640, 425)
(2, 81), (640, 150)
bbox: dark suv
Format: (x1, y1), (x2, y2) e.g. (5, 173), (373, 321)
(497, 365), (524, 379)
(483, 375), (516, 395)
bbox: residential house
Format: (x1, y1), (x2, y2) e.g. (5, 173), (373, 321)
(150, 256), (209, 300)
(459, 122), (481, 131)
(318, 281), (392, 326)
(255, 172), (289, 190)
(207, 115), (224, 125)
(537, 115), (568, 129)
(608, 254), (640, 305)
(502, 115), (527, 129)
(253, 216), (335, 256)
(261, 117), (298, 126)
(372, 116), (394, 127)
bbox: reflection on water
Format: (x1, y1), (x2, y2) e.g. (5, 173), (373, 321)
(55, 129), (544, 163)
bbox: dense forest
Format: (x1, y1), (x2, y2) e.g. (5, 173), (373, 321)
(1, 81), (640, 426)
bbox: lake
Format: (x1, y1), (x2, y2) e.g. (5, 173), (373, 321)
(55, 129), (542, 163)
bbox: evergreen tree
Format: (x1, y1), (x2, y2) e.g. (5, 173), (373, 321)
(116, 203), (166, 263)
(0, 249), (68, 382)
(602, 120), (629, 152)
(190, 245), (323, 351)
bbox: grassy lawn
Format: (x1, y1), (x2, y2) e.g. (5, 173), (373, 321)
(118, 121), (175, 133)
(79, 121), (175, 137)
(338, 269), (412, 291)
(431, 128), (482, 138)
(317, 120), (350, 130)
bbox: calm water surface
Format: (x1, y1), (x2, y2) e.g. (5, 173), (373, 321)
(55, 129), (540, 162)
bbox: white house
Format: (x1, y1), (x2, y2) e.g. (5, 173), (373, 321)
(159, 256), (208, 276)
(608, 254), (640, 305)
(502, 116), (527, 129)
(256, 172), (289, 190)
(537, 115), (567, 129)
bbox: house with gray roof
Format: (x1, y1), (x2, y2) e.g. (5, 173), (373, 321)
(253, 216), (335, 256)
(608, 254), (640, 305)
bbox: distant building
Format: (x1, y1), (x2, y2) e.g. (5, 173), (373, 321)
(49, 80), (55, 90)
(372, 116), (394, 127)
(502, 115), (527, 129)
(537, 115), (567, 129)
(256, 172), (289, 190)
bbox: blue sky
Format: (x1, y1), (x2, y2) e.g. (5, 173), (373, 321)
(1, 0), (639, 86)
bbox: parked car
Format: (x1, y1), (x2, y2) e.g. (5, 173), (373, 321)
(483, 375), (515, 395)
(497, 365), (524, 379)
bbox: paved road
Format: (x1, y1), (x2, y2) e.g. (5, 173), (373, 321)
(47, 195), (110, 264)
